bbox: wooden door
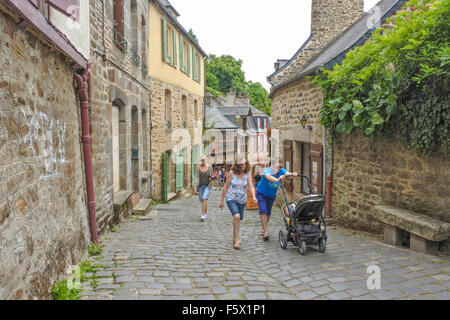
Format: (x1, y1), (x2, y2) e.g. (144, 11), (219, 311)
(310, 143), (323, 194)
(283, 140), (293, 192)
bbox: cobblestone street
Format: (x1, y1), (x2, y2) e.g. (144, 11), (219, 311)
(81, 190), (450, 300)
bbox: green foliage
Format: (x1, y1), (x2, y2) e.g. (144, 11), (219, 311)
(51, 279), (82, 300)
(205, 54), (247, 94)
(88, 241), (103, 257)
(313, 0), (450, 156)
(246, 81), (272, 116)
(205, 54), (272, 115)
(188, 28), (199, 45)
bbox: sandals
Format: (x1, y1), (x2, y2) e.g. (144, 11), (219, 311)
(263, 233), (270, 241)
(233, 242), (240, 250)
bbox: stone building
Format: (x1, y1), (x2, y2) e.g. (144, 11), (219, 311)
(268, 0), (450, 254)
(267, 0), (406, 198)
(0, 0), (92, 299)
(148, 0), (206, 202)
(204, 91), (271, 170)
(89, 0), (152, 232)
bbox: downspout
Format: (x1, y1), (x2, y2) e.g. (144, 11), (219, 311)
(325, 129), (333, 218)
(74, 64), (99, 243)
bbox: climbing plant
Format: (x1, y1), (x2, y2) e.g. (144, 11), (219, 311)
(313, 0), (450, 156)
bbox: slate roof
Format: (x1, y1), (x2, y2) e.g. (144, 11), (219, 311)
(159, 0), (180, 17)
(205, 107), (238, 130)
(268, 0), (407, 97)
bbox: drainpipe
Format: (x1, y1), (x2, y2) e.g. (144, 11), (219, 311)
(325, 129), (333, 218)
(74, 64), (99, 243)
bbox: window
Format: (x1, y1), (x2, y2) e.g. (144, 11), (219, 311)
(162, 16), (173, 64)
(165, 89), (172, 129)
(179, 34), (185, 72)
(196, 53), (202, 83)
(113, 0), (125, 51)
(192, 48), (197, 81)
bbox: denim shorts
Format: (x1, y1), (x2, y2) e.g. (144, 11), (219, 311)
(256, 191), (276, 216)
(198, 185), (210, 201)
(226, 200), (246, 221)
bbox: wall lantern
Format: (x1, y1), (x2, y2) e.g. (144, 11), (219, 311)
(300, 115), (313, 131)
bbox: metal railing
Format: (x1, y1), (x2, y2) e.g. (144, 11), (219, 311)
(113, 28), (149, 78)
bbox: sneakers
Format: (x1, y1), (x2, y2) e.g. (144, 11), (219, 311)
(201, 214), (207, 222)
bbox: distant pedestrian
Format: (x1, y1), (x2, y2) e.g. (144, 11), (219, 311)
(217, 168), (224, 191)
(256, 159), (297, 240)
(219, 157), (256, 249)
(194, 155), (213, 222)
(213, 168), (218, 190)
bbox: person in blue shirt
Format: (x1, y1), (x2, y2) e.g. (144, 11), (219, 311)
(256, 159), (297, 240)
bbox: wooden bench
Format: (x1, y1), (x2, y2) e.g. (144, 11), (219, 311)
(370, 205), (450, 255)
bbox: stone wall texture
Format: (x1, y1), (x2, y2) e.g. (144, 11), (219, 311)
(89, 0), (151, 233)
(0, 10), (90, 299)
(331, 132), (450, 233)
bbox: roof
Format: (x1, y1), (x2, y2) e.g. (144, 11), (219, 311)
(267, 34), (314, 85)
(205, 107), (238, 130)
(268, 0), (407, 97)
(152, 0), (207, 57)
(159, 0), (180, 17)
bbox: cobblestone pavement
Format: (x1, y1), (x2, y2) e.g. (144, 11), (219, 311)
(81, 190), (450, 300)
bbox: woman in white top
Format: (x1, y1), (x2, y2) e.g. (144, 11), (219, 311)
(219, 157), (256, 249)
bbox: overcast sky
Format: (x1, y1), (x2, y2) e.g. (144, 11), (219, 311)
(170, 0), (381, 91)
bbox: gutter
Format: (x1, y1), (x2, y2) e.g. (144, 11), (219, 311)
(74, 65), (99, 243)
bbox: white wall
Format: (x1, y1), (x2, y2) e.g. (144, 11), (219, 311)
(47, 1), (90, 60)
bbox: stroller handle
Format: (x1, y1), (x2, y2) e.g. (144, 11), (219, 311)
(282, 174), (315, 194)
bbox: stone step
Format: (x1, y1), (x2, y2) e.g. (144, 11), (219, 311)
(131, 199), (152, 216)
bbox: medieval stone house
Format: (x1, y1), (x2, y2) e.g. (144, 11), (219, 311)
(89, 0), (152, 232)
(0, 0), (92, 299)
(148, 0), (206, 202)
(268, 0), (450, 254)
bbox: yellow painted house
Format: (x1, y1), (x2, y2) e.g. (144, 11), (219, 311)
(148, 0), (207, 201)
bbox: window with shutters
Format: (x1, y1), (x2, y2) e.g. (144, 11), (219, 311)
(192, 48), (197, 81)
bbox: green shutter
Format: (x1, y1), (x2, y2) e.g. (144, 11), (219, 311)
(192, 48), (197, 81)
(172, 29), (177, 67)
(162, 16), (168, 63)
(198, 55), (201, 83)
(179, 34), (185, 71)
(187, 43), (191, 76)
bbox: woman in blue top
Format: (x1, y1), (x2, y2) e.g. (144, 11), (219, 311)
(220, 157), (256, 250)
(256, 159), (297, 240)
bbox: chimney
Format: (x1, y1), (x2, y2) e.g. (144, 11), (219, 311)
(310, 0), (364, 48)
(204, 93), (213, 107)
(225, 90), (236, 108)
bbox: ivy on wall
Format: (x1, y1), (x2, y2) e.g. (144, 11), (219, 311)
(313, 0), (450, 156)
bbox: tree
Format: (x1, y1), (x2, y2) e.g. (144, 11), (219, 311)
(246, 81), (272, 116)
(205, 54), (246, 94)
(188, 29), (199, 45)
(205, 54), (272, 115)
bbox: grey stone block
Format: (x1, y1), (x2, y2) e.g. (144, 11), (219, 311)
(409, 234), (440, 255)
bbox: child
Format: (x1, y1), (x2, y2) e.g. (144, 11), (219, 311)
(283, 203), (296, 227)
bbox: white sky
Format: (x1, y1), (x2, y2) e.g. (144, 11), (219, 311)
(170, 0), (381, 91)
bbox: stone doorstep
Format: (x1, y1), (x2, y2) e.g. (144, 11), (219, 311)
(131, 199), (152, 216)
(371, 205), (450, 242)
(113, 190), (134, 210)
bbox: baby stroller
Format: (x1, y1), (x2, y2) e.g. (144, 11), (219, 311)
(279, 174), (327, 256)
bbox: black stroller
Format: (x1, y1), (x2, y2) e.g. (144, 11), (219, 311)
(279, 174), (327, 255)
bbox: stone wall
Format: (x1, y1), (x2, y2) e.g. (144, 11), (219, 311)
(89, 0), (151, 233)
(331, 132), (450, 233)
(150, 77), (203, 201)
(0, 10), (90, 299)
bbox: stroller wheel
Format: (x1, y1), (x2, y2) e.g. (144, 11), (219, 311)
(279, 230), (288, 250)
(299, 241), (307, 256)
(319, 238), (327, 253)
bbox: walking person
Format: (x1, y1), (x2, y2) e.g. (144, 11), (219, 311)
(219, 158), (256, 250)
(256, 159), (297, 241)
(217, 168), (224, 191)
(194, 155), (213, 222)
